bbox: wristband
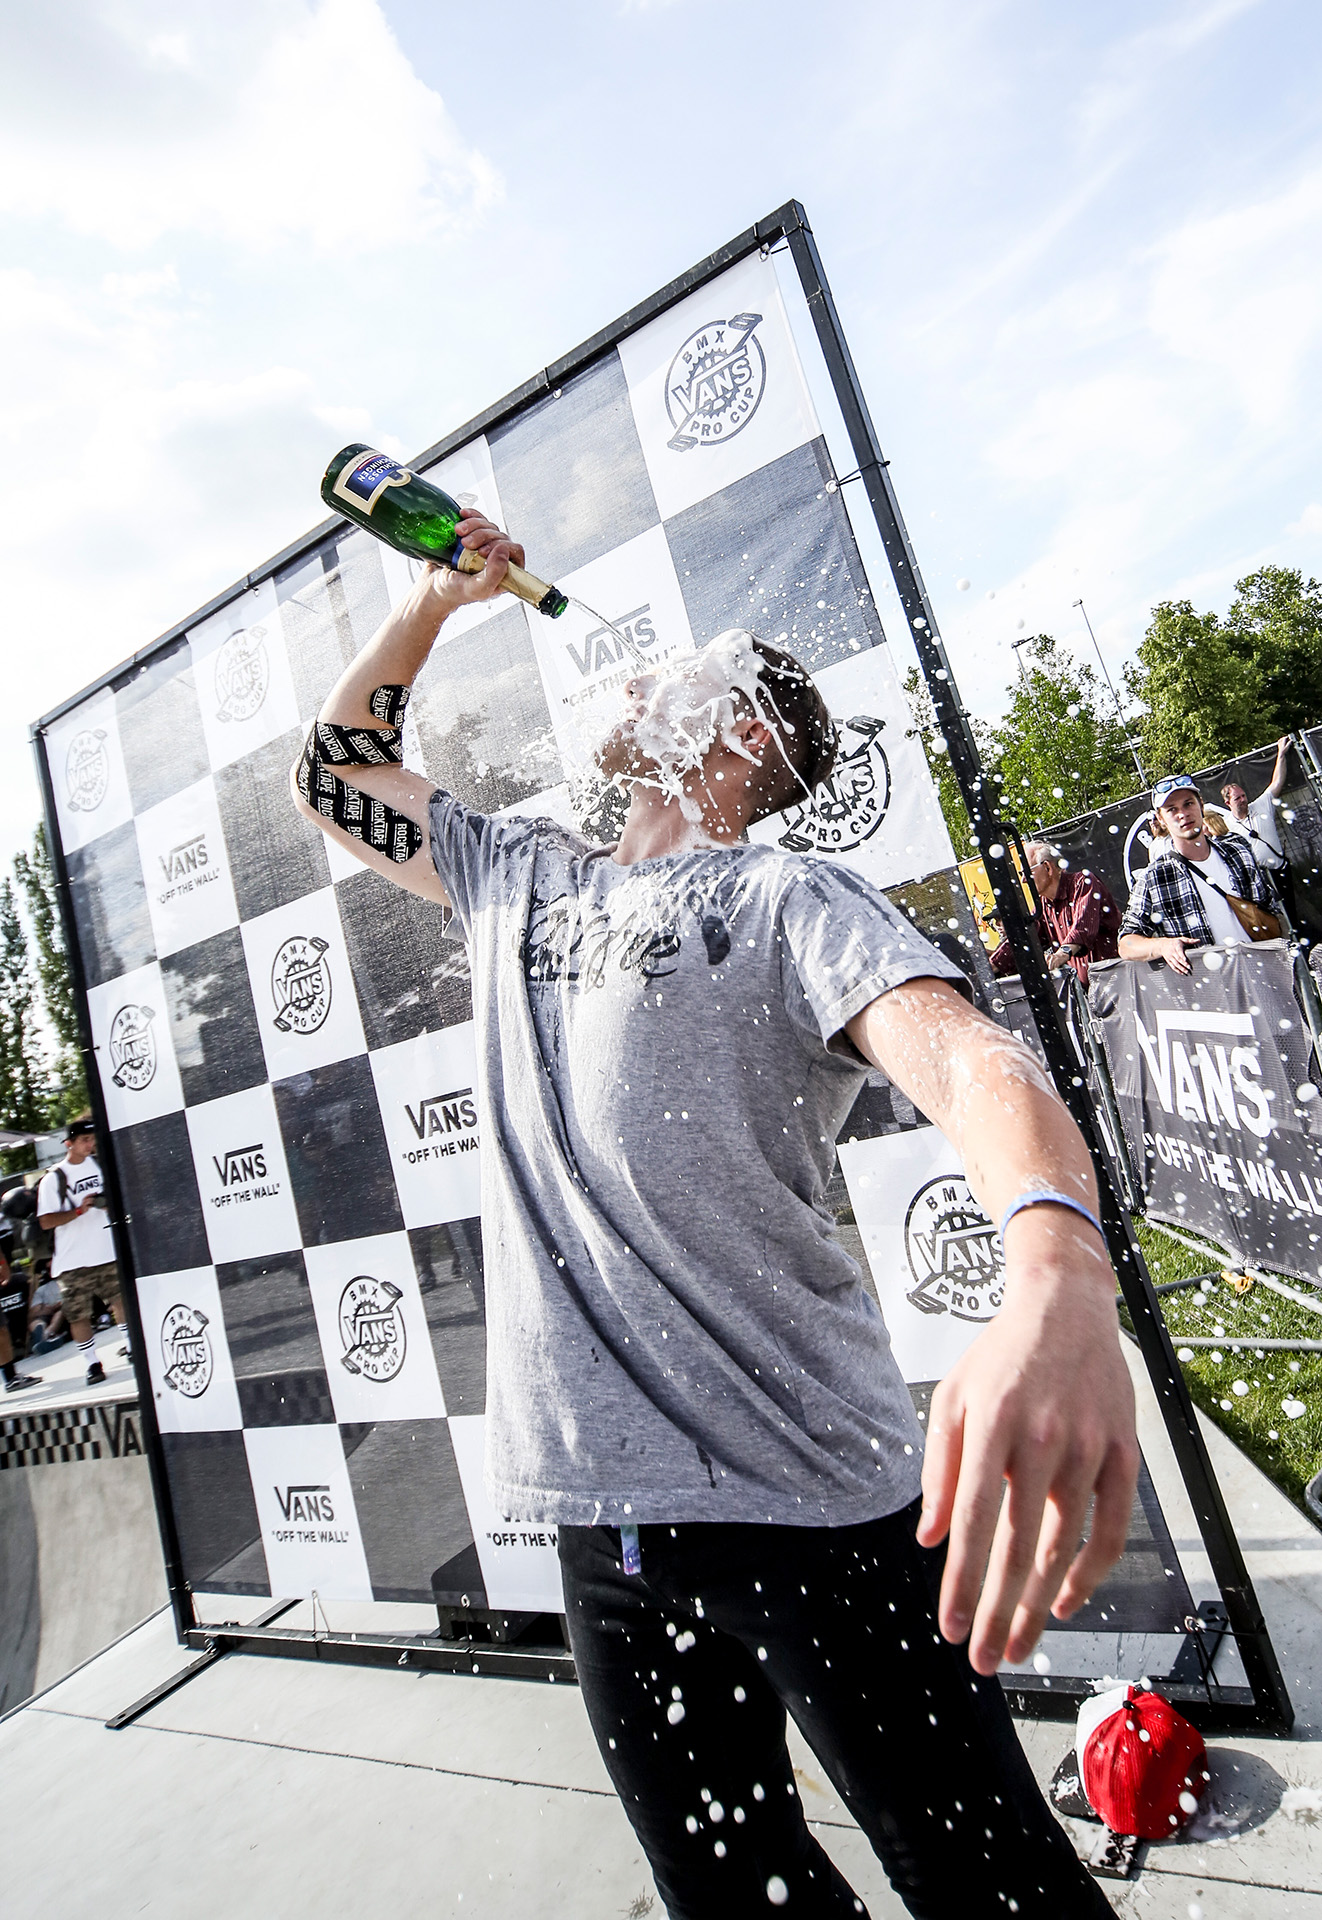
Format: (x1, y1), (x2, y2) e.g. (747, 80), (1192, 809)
(999, 1189), (1104, 1247)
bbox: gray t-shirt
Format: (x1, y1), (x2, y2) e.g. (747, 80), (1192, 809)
(429, 792), (965, 1528)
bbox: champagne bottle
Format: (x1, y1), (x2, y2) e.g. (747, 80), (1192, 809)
(321, 445), (568, 619)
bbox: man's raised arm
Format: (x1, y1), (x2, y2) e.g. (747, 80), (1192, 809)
(289, 516), (521, 905)
(846, 979), (1139, 1675)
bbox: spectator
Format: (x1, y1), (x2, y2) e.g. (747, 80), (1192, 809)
(1218, 737), (1297, 923)
(989, 843), (1121, 986)
(36, 1117), (128, 1386)
(1118, 775), (1282, 975)
(0, 1242), (39, 1393)
(27, 1272), (68, 1354)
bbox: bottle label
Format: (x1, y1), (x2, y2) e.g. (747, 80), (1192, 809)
(332, 450), (412, 515)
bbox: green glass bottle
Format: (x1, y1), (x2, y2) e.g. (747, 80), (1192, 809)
(321, 444), (568, 619)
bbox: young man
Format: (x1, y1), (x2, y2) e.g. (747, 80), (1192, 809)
(292, 518), (1137, 1918)
(1119, 775), (1282, 976)
(36, 1118), (126, 1386)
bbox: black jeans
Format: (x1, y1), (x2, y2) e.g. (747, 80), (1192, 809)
(559, 1504), (1109, 1920)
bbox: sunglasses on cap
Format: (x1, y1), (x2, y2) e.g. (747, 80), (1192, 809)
(1151, 776), (1199, 808)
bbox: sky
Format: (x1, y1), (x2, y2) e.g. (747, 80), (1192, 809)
(4, 0), (1322, 881)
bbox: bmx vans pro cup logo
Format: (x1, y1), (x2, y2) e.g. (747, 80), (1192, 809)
(903, 1177), (1004, 1323)
(338, 1275), (406, 1382)
(777, 715), (891, 856)
(271, 935), (331, 1034)
(159, 1304), (213, 1398)
(108, 1004), (157, 1091)
(665, 312), (766, 451)
(65, 728), (110, 813)
(214, 626), (269, 724)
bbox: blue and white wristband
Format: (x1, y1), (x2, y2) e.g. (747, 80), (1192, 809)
(999, 1188), (1105, 1247)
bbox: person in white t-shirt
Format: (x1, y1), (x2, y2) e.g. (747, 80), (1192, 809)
(1218, 737), (1297, 921)
(36, 1118), (127, 1387)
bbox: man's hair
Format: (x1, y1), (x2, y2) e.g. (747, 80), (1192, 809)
(747, 638), (838, 821)
(1024, 841), (1061, 867)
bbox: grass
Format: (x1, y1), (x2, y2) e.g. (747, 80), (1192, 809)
(1125, 1220), (1322, 1522)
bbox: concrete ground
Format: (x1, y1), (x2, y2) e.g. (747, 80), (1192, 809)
(0, 1345), (1318, 1916)
(9, 1322), (138, 1412)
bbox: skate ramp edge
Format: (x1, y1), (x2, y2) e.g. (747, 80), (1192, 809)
(0, 1398), (167, 1713)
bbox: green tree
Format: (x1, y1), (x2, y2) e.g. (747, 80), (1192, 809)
(901, 665), (988, 859)
(986, 635), (1142, 832)
(0, 880), (47, 1173)
(1124, 599), (1271, 774)
(1224, 565), (1322, 737)
(13, 824), (86, 1121)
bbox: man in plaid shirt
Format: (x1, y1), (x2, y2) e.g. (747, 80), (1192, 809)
(1119, 775), (1281, 975)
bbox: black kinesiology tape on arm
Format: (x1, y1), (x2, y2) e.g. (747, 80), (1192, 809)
(296, 685), (424, 864)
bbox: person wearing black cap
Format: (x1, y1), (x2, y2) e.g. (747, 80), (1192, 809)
(36, 1118), (127, 1386)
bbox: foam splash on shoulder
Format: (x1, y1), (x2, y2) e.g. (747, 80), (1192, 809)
(621, 628), (806, 825)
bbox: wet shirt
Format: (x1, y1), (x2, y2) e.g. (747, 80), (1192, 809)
(429, 792), (965, 1528)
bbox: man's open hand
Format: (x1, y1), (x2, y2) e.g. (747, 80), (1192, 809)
(916, 1209), (1139, 1674)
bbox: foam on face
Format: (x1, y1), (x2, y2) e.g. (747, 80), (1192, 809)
(611, 628), (811, 825)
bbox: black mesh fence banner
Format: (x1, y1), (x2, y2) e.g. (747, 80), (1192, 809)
(1087, 947), (1322, 1285)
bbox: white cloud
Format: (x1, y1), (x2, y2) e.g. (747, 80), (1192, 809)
(1148, 168), (1322, 423)
(0, 0), (499, 253)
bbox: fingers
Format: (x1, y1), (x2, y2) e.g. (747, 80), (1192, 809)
(1000, 1469), (1096, 1665)
(1052, 1439), (1140, 1621)
(457, 516), (526, 568)
(916, 1379), (964, 1551)
(931, 1414), (1014, 1652)
(961, 1450), (1056, 1673)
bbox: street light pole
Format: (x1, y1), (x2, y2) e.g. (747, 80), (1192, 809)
(1010, 635), (1033, 682)
(1073, 597), (1147, 788)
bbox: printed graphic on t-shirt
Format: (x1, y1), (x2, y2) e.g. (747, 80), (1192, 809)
(520, 865), (752, 986)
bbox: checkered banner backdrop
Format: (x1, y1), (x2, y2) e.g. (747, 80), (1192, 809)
(42, 250), (962, 1615)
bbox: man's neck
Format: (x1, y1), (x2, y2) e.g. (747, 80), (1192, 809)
(1230, 802), (1249, 822)
(1174, 832), (1211, 862)
(612, 778), (751, 866)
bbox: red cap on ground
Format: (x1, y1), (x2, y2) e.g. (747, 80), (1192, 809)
(1078, 1685), (1210, 1839)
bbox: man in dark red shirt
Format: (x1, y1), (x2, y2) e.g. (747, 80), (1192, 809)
(991, 843), (1121, 986)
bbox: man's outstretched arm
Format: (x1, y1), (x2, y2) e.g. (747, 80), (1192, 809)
(845, 979), (1139, 1676)
(289, 516), (520, 904)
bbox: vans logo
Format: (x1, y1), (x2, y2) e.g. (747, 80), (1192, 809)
(904, 1177), (1004, 1324)
(275, 1484), (334, 1523)
(65, 728), (110, 812)
(159, 833), (209, 884)
(665, 312), (766, 450)
(213, 1143), (268, 1187)
(777, 714), (891, 857)
(160, 1304), (213, 1398)
(405, 1088), (478, 1139)
(1134, 1008), (1273, 1139)
(214, 626), (270, 724)
(271, 935), (331, 1034)
(565, 604), (657, 679)
(109, 1004), (157, 1091)
(338, 1275), (406, 1383)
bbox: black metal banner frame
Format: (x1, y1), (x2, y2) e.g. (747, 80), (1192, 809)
(32, 200), (1291, 1732)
